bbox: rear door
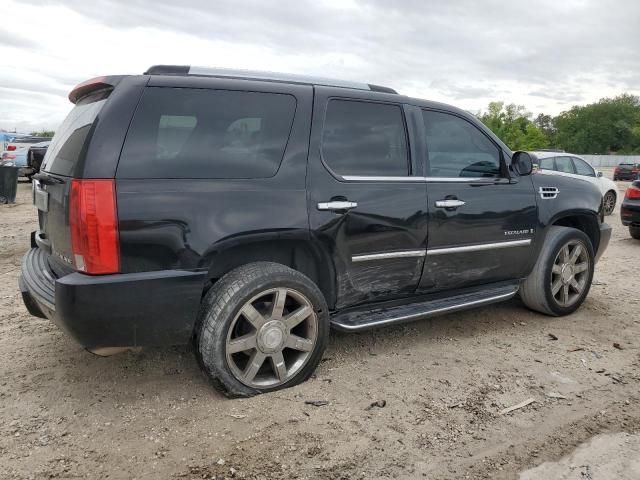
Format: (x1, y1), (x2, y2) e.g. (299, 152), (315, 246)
(418, 109), (538, 291)
(307, 88), (428, 309)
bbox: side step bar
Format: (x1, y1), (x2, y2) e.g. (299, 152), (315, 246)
(330, 284), (519, 332)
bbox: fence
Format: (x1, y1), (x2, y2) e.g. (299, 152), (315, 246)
(581, 155), (640, 167)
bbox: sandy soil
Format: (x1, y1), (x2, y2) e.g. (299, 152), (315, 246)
(1, 173), (639, 480)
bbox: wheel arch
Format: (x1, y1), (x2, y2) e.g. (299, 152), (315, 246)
(549, 212), (601, 253)
(198, 233), (337, 309)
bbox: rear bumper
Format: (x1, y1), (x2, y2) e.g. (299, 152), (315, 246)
(19, 247), (207, 349)
(621, 200), (640, 227)
(595, 222), (612, 263)
(615, 173), (639, 180)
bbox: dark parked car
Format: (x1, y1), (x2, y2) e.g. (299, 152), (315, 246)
(20, 66), (611, 396)
(621, 179), (640, 239)
(613, 163), (640, 181)
(25, 141), (51, 180)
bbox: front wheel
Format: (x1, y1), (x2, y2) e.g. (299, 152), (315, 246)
(196, 262), (329, 397)
(603, 191), (616, 216)
(630, 226), (640, 240)
(520, 226), (594, 316)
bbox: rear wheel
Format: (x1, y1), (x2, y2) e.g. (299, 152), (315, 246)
(520, 226), (594, 316)
(630, 226), (640, 240)
(603, 191), (616, 215)
(196, 262), (329, 397)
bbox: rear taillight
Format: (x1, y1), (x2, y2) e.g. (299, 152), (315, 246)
(69, 179), (119, 274)
(624, 185), (640, 200)
(7, 145), (16, 151)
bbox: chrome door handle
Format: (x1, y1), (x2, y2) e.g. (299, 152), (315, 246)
(317, 201), (358, 211)
(435, 199), (466, 208)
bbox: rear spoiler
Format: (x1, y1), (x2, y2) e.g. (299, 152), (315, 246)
(68, 76), (124, 104)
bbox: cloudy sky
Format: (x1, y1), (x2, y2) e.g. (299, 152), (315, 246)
(1, 0), (639, 132)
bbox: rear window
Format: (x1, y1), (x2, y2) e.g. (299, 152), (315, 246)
(42, 91), (108, 176)
(321, 99), (409, 177)
(117, 87), (297, 179)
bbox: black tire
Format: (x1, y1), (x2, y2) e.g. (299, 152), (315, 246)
(630, 226), (640, 240)
(195, 262), (329, 397)
(603, 190), (616, 216)
(520, 226), (595, 316)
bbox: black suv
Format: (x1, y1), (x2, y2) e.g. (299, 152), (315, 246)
(20, 66), (611, 396)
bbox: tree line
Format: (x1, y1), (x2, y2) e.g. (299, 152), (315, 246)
(478, 94), (640, 154)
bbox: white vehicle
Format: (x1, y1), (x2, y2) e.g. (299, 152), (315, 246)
(531, 151), (618, 215)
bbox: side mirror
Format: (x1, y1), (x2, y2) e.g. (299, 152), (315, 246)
(597, 171), (603, 178)
(511, 151), (533, 176)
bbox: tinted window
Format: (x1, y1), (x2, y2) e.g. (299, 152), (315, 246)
(555, 156), (575, 174)
(539, 157), (555, 170)
(422, 110), (501, 178)
(43, 90), (108, 176)
(118, 88), (296, 179)
(321, 100), (408, 176)
(572, 157), (595, 176)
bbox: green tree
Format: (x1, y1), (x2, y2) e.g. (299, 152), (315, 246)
(478, 102), (549, 150)
(533, 113), (556, 145)
(554, 94), (640, 154)
(29, 130), (55, 138)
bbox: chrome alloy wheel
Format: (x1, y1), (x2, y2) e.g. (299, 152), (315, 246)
(603, 191), (616, 215)
(225, 288), (318, 388)
(551, 240), (591, 307)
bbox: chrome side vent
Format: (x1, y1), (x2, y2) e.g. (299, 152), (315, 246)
(539, 186), (559, 199)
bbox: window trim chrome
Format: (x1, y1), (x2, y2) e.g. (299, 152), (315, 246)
(341, 175), (492, 183)
(341, 175), (425, 182)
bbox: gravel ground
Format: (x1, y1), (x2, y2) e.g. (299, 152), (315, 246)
(1, 172), (639, 480)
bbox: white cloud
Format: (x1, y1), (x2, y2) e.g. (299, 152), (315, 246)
(1, 0), (639, 132)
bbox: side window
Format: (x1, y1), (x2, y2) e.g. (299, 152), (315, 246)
(555, 156), (575, 174)
(539, 157), (555, 170)
(321, 99), (409, 177)
(572, 157), (595, 176)
(118, 88), (296, 179)
(422, 110), (502, 178)
(157, 115), (197, 160)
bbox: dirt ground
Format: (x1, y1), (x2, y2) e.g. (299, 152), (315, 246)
(1, 172), (639, 480)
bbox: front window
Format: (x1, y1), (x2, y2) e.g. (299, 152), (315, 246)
(422, 110), (502, 178)
(572, 157), (595, 177)
(321, 99), (409, 177)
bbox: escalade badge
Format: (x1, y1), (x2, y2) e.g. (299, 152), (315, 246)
(505, 229), (534, 236)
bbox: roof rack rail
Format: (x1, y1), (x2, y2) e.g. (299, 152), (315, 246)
(144, 65), (397, 94)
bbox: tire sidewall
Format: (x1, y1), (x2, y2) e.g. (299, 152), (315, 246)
(542, 229), (595, 316)
(198, 266), (329, 396)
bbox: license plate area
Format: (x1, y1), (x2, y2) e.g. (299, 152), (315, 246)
(33, 180), (49, 212)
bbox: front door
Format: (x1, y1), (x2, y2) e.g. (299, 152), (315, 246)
(418, 109), (538, 291)
(307, 89), (428, 309)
